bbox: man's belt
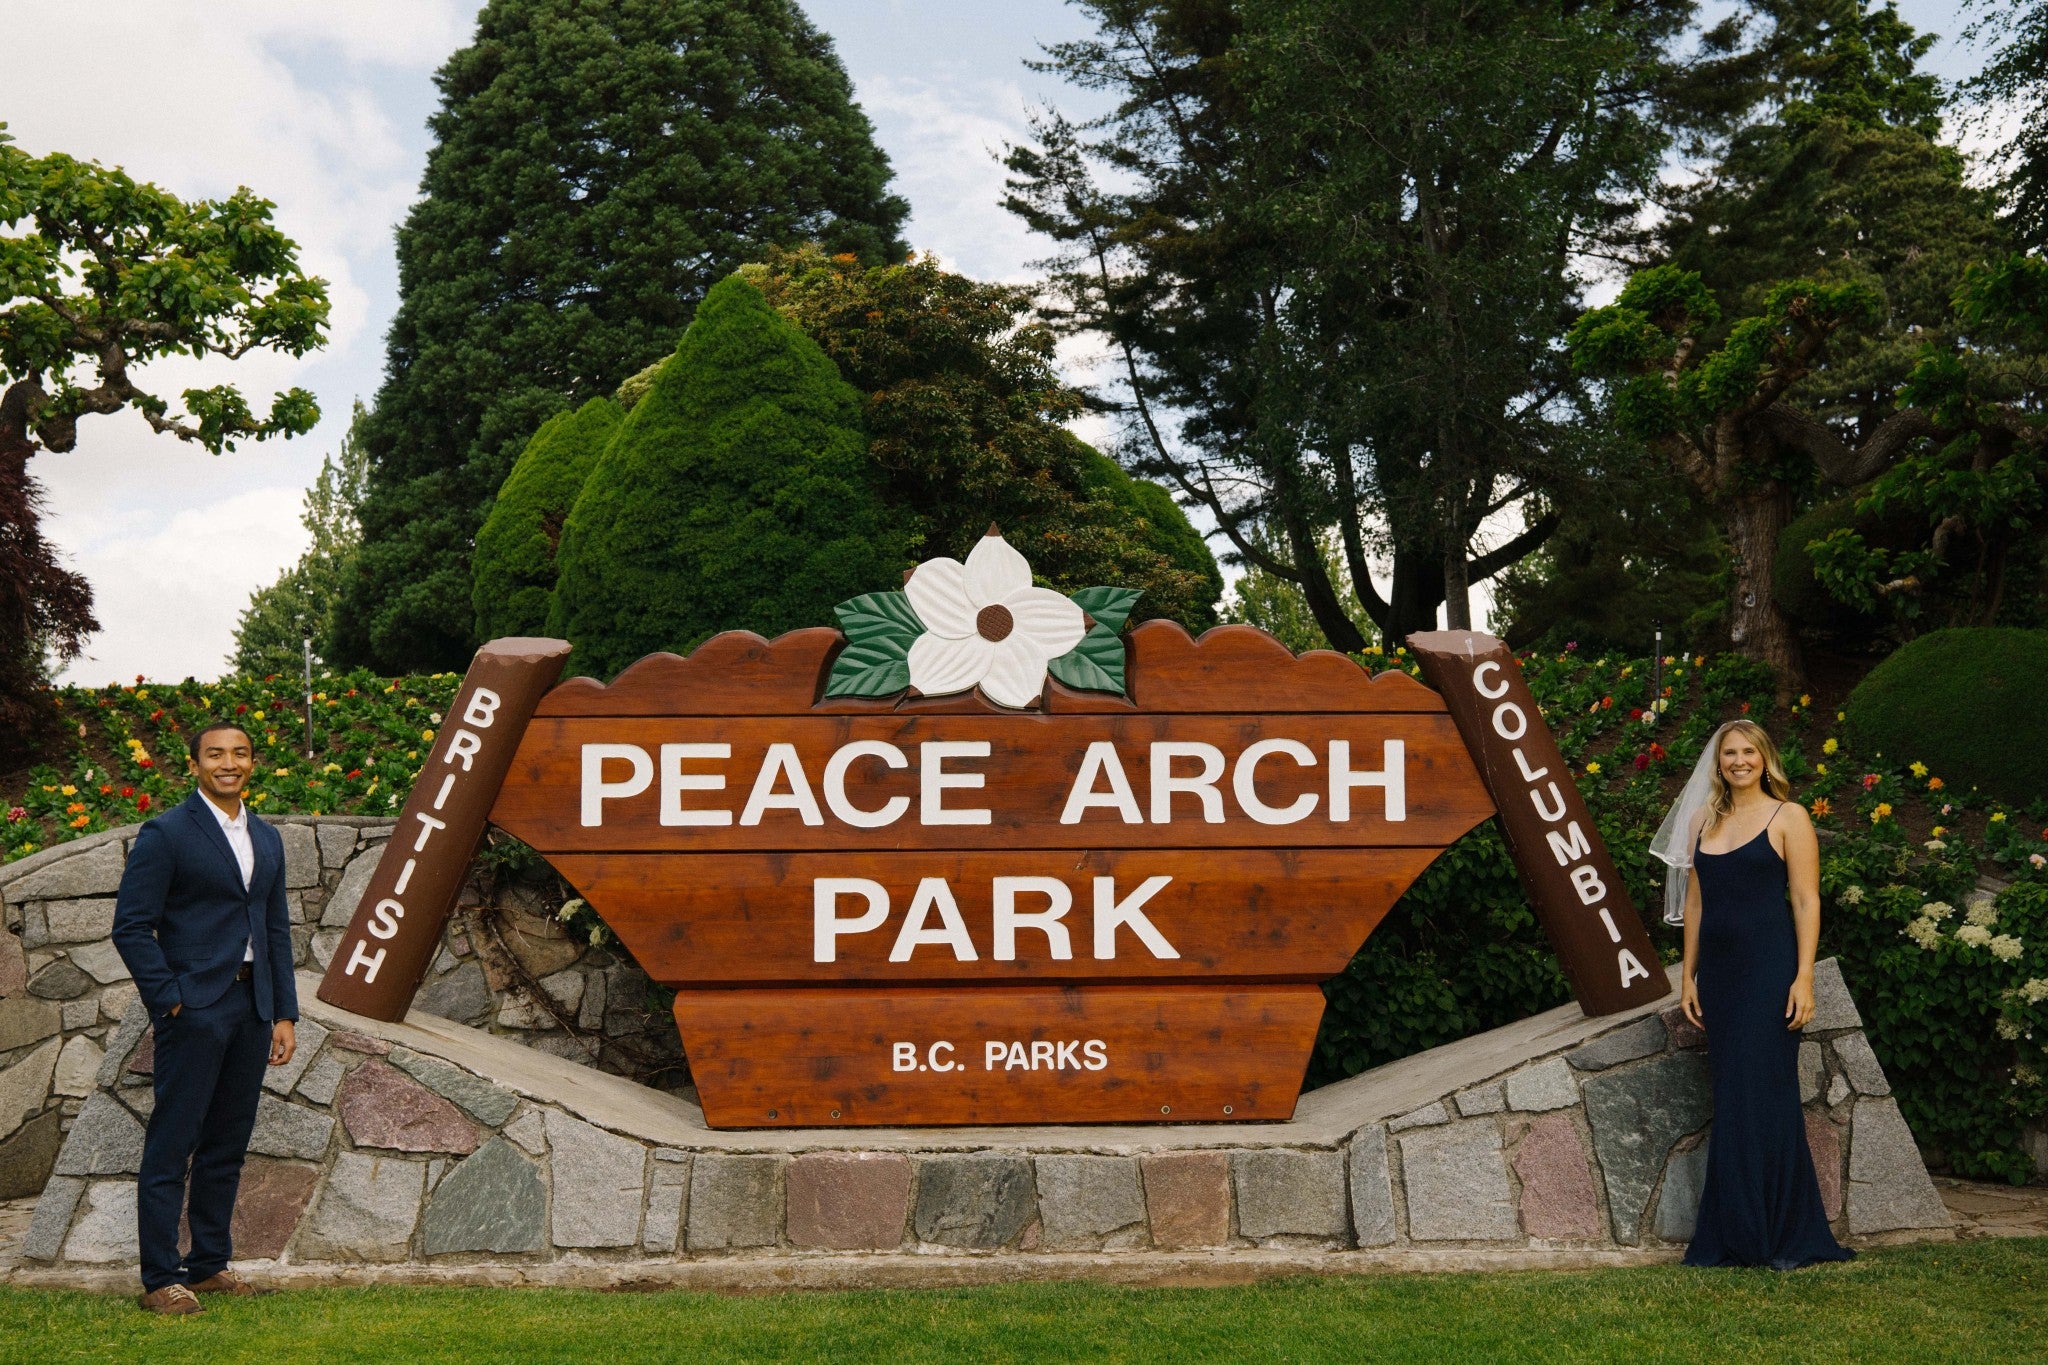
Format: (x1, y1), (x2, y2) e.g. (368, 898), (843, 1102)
(234, 964), (253, 982)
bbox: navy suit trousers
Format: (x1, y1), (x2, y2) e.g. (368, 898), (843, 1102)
(136, 978), (270, 1290)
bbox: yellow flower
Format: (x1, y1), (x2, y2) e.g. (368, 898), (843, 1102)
(1799, 694), (1811, 707)
(421, 729), (436, 743)
(1909, 761), (1928, 778)
(253, 711), (265, 722)
(1932, 825), (1946, 838)
(322, 763), (342, 773)
(1815, 764), (1827, 775)
(406, 750), (418, 760)
(1586, 762), (1602, 775)
(1822, 738), (1838, 755)
(59, 785), (75, 796)
(1991, 812), (2007, 823)
(274, 767), (290, 777)
(1870, 803), (1893, 823)
(1836, 711), (1845, 722)
(384, 684), (397, 693)
(201, 696), (210, 706)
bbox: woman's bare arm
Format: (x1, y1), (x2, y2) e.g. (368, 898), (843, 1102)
(1780, 801), (1821, 1030)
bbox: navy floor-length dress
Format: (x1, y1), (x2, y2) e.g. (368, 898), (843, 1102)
(1683, 807), (1854, 1269)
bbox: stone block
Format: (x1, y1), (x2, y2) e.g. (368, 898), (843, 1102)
(42, 898), (115, 943)
(1807, 1111), (1843, 1222)
(1804, 958), (1861, 1033)
(116, 1086), (154, 1121)
(16, 903), (47, 951)
(311, 929), (343, 969)
(1454, 1083), (1505, 1117)
(545, 1110), (646, 1248)
(1582, 1049), (1713, 1244)
(1401, 1119), (1518, 1242)
(338, 1059), (478, 1154)
(59, 1000), (95, 1030)
(1512, 1113), (1601, 1240)
(0, 1036), (59, 1141)
(262, 1017), (330, 1096)
(787, 1151), (914, 1250)
(1798, 1041), (1823, 1104)
(27, 959), (91, 1000)
(1347, 1124), (1396, 1247)
(0, 924), (27, 997)
(248, 1095), (335, 1160)
(503, 1109), (546, 1155)
(414, 962), (494, 1027)
(422, 1137), (547, 1255)
(0, 1108), (63, 1200)
(1828, 1074), (1851, 1107)
(52, 1035), (103, 1097)
(295, 1051), (347, 1106)
(1567, 1014), (1667, 1072)
(8, 842), (125, 900)
(279, 822), (320, 888)
(913, 1153), (1035, 1250)
(21, 1173), (83, 1261)
(317, 823), (358, 868)
(643, 1149), (690, 1254)
(1141, 1151), (1230, 1249)
(0, 995), (61, 1052)
(94, 999), (149, 1087)
(390, 1048), (518, 1126)
(330, 1029), (390, 1055)
(62, 1179), (139, 1263)
(1032, 1155), (1146, 1251)
(578, 970), (607, 1031)
(1831, 1033), (1890, 1096)
(500, 912), (584, 979)
(687, 1153), (785, 1251)
(1506, 1058), (1579, 1113)
(300, 1151), (427, 1262)
(323, 849), (382, 928)
(1651, 1140), (1709, 1243)
(66, 941), (129, 985)
(1231, 1149), (1348, 1242)
(1845, 1097), (1949, 1234)
(1659, 1004), (1707, 1050)
(53, 1092), (146, 1176)
(128, 1029), (155, 1076)
(1388, 1101), (1449, 1131)
(98, 983), (138, 1023)
(229, 1157), (322, 1259)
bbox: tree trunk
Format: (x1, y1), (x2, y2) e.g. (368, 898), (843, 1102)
(0, 382), (97, 755)
(1385, 542), (1447, 644)
(1724, 484), (1804, 697)
(1442, 506), (1472, 631)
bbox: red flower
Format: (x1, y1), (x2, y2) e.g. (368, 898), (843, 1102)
(1628, 708), (1643, 721)
(5, 806), (24, 823)
(1600, 696), (1614, 709)
(1861, 773), (1880, 791)
(139, 758), (154, 769)
(120, 786), (133, 797)
(137, 794), (151, 812)
(235, 703), (248, 714)
(98, 784), (112, 795)
(150, 708), (163, 720)
(1649, 743), (1667, 760)
(346, 769), (362, 779)
(1634, 753), (1651, 770)
(1740, 701), (1751, 713)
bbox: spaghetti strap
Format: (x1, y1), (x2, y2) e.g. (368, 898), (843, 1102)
(1765, 801), (1786, 831)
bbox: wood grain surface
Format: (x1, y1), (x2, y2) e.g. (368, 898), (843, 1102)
(675, 983), (1327, 1127)
(552, 847), (1435, 986)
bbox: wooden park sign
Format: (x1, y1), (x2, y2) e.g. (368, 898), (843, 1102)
(318, 533), (1665, 1128)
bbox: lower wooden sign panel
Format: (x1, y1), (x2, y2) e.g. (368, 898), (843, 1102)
(675, 984), (1326, 1128)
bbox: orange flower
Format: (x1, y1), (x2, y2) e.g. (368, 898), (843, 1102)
(1810, 798), (1832, 818)
(64, 802), (85, 814)
(68, 815), (88, 828)
(1927, 777), (1943, 791)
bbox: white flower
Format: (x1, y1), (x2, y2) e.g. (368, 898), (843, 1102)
(1841, 885), (1865, 906)
(1966, 900), (1999, 929)
(1956, 924), (1993, 949)
(1991, 934), (2025, 962)
(1923, 839), (1946, 853)
(1904, 917), (1942, 950)
(2022, 978), (2048, 1004)
(1998, 1017), (2023, 1040)
(902, 531), (1088, 708)
(1919, 900), (1955, 921)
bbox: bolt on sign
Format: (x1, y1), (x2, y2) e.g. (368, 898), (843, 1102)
(319, 532), (1666, 1128)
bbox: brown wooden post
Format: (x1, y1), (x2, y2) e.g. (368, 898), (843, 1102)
(1407, 630), (1668, 1016)
(316, 637), (571, 1020)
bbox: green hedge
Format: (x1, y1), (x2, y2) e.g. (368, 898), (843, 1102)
(1846, 628), (2048, 809)
(471, 397), (621, 642)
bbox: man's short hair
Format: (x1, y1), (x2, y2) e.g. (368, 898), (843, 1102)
(187, 721), (253, 762)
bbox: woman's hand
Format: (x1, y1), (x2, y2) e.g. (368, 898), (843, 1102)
(1785, 974), (1815, 1031)
(1681, 974), (1703, 1030)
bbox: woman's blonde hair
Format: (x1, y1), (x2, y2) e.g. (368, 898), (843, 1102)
(1704, 719), (1793, 831)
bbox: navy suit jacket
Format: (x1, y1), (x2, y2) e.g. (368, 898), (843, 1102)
(112, 792), (298, 1024)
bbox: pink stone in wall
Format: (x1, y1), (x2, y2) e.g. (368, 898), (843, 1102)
(1660, 1006), (1707, 1051)
(337, 1059), (478, 1155)
(1806, 1110), (1843, 1221)
(1141, 1151), (1231, 1249)
(786, 1152), (912, 1250)
(1512, 1112), (1603, 1240)
(127, 1030), (154, 1075)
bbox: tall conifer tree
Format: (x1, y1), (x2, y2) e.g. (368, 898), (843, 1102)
(335, 0), (908, 671)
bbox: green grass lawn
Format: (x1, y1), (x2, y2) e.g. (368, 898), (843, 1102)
(2, 1239), (2042, 1364)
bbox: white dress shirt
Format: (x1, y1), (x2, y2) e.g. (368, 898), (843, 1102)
(200, 794), (255, 962)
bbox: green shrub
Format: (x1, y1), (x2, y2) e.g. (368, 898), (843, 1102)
(471, 397), (622, 641)
(1846, 628), (2048, 808)
(1073, 442), (1223, 627)
(549, 275), (910, 678)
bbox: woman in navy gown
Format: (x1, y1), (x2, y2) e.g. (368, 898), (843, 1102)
(1677, 719), (1852, 1269)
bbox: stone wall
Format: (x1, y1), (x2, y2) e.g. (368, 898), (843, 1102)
(0, 818), (681, 1205)
(11, 959), (1953, 1276)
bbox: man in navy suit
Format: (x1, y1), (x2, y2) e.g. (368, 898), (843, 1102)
(112, 720), (297, 1314)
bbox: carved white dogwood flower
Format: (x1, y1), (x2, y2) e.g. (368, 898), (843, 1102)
(904, 531), (1087, 707)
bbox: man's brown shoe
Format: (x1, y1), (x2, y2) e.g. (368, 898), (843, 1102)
(188, 1270), (271, 1296)
(138, 1284), (204, 1315)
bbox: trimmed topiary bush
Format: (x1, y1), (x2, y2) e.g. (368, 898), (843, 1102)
(471, 396), (623, 642)
(1846, 628), (2048, 808)
(549, 274), (910, 678)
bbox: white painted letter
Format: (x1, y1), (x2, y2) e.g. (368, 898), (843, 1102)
(889, 878), (979, 961)
(1492, 701), (1528, 741)
(921, 741), (992, 825)
(1618, 950), (1651, 988)
(581, 744), (652, 827)
(462, 688), (500, 728)
(343, 938), (386, 983)
(823, 741), (910, 829)
(1531, 780), (1567, 823)
(1150, 742), (1225, 824)
(660, 743), (731, 826)
(993, 877), (1073, 961)
(1232, 739), (1318, 824)
(741, 743), (824, 826)
(1329, 739), (1407, 821)
(1570, 865), (1607, 906)
(366, 898), (404, 940)
(444, 728), (482, 772)
(813, 879), (890, 962)
(1060, 742), (1143, 825)
(1093, 875), (1179, 960)
(1546, 821), (1592, 867)
(1473, 661), (1510, 700)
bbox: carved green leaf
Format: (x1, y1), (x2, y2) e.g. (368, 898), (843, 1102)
(1068, 585), (1142, 635)
(833, 590), (926, 643)
(1047, 622), (1127, 695)
(824, 634), (914, 697)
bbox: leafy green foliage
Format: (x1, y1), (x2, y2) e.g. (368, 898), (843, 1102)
(550, 275), (910, 679)
(1845, 629), (2048, 808)
(749, 246), (1220, 628)
(1972, 0), (2048, 250)
(1045, 623), (1126, 695)
(334, 0), (910, 672)
(234, 404), (372, 676)
(470, 396), (621, 642)
(824, 592), (922, 698)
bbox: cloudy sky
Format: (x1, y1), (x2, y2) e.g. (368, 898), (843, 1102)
(5, 0), (1991, 684)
